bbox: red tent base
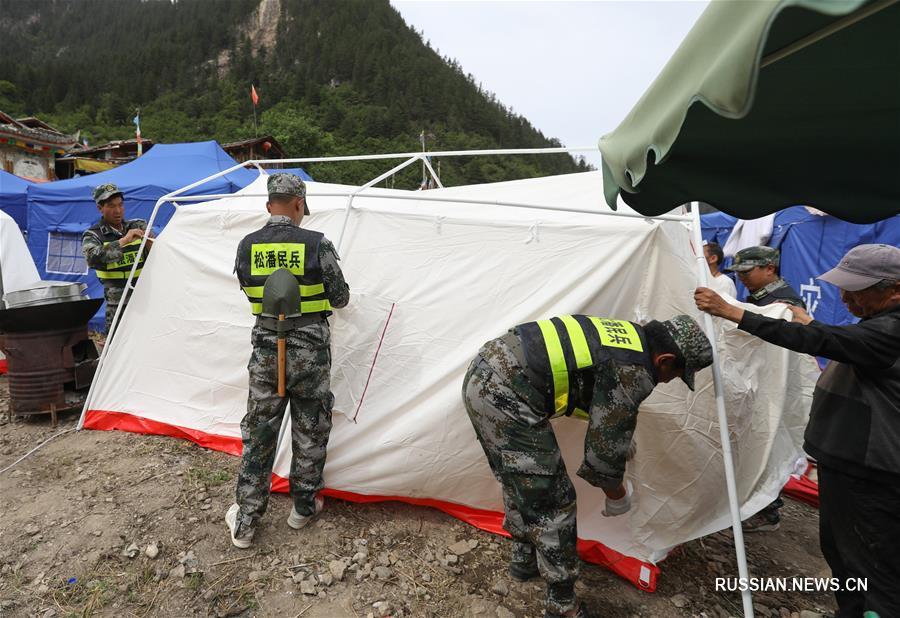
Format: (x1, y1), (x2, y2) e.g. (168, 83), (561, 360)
(0, 359), (7, 374)
(84, 409), (661, 591)
(783, 462), (819, 507)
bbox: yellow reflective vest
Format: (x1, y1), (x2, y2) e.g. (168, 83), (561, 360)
(513, 315), (652, 419)
(85, 220), (148, 284)
(234, 222), (332, 318)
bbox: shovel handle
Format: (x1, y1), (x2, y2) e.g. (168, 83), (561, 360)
(277, 313), (286, 397)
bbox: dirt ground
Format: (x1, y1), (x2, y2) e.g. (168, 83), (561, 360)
(0, 375), (837, 618)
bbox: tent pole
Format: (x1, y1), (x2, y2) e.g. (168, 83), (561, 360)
(153, 160), (262, 208)
(262, 145), (597, 166)
(167, 191), (692, 223)
(148, 147), (597, 213)
(760, 0), (897, 69)
(421, 156), (444, 189)
(335, 154), (423, 254)
(689, 202), (754, 617)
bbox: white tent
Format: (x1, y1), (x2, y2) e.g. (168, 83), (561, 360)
(0, 209), (40, 307)
(81, 170), (818, 590)
(0, 209), (40, 370)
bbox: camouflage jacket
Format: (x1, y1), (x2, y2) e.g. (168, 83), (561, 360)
(82, 218), (147, 271)
(234, 215), (350, 315)
(480, 334), (655, 489)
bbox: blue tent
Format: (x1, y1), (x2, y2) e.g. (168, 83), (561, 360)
(0, 170), (33, 233)
(699, 210), (737, 247)
(26, 141), (259, 330)
(701, 207), (900, 328)
(769, 209), (900, 327)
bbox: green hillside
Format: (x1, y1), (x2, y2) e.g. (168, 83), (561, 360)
(0, 0), (589, 186)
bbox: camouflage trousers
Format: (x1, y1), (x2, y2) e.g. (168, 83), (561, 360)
(234, 322), (334, 534)
(102, 284), (129, 333)
(463, 354), (578, 615)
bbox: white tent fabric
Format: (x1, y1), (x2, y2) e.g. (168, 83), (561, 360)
(83, 171), (817, 577)
(0, 209), (40, 306)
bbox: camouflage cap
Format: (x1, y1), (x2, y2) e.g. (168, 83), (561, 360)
(662, 314), (713, 391)
(725, 246), (779, 272)
(267, 173), (309, 215)
(92, 182), (123, 204)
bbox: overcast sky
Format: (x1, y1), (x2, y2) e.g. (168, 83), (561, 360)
(391, 1), (709, 168)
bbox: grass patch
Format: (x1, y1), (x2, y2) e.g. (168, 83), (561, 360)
(125, 566), (156, 605)
(185, 572), (204, 591)
(48, 576), (115, 616)
(186, 466), (231, 487)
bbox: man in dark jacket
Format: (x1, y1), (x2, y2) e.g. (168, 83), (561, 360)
(695, 243), (900, 617)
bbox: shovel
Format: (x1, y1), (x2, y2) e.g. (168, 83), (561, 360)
(262, 268), (301, 397)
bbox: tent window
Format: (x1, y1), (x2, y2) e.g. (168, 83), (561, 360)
(46, 231), (88, 275)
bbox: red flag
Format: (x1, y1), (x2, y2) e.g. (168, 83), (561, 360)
(250, 85), (259, 106)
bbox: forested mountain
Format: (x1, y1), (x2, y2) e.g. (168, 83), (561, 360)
(0, 0), (589, 186)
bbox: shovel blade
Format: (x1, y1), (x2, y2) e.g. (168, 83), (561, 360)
(261, 268), (301, 317)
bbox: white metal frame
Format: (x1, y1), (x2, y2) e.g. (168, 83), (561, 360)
(75, 146), (753, 614)
(688, 201), (754, 617)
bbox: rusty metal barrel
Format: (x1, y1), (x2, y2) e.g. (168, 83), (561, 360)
(2, 326), (97, 414)
(0, 282), (102, 423)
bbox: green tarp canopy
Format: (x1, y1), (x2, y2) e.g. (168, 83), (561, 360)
(599, 0), (900, 224)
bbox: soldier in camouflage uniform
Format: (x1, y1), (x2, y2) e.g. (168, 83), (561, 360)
(82, 183), (152, 332)
(725, 245), (804, 532)
(226, 173), (350, 548)
(462, 315), (712, 618)
(726, 246), (806, 309)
